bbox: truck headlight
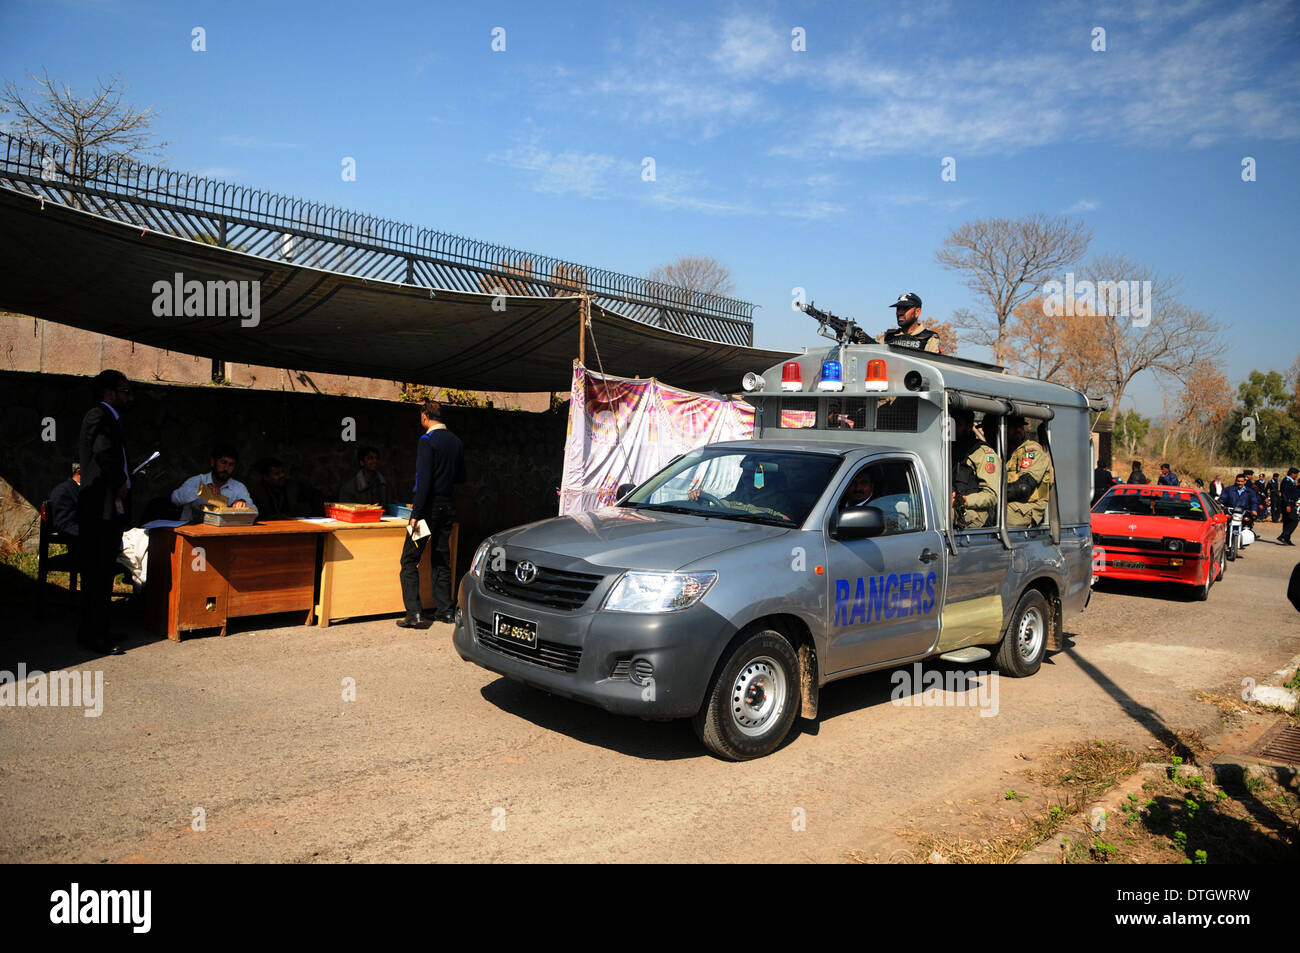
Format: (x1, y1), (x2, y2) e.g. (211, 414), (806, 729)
(470, 541), (493, 578)
(604, 571), (717, 613)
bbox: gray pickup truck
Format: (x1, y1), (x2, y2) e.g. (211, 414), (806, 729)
(452, 344), (1104, 759)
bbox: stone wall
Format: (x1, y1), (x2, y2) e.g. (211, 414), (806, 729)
(0, 371), (569, 575)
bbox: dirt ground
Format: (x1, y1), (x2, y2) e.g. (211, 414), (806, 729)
(2, 532), (1297, 863)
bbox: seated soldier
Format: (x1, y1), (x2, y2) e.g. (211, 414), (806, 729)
(950, 408), (1000, 529)
(1003, 414), (1054, 527)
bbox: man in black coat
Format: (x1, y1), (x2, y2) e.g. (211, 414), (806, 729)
(1128, 460), (1149, 485)
(1278, 468), (1299, 546)
(397, 400), (465, 628)
(76, 370), (134, 654)
(1092, 465), (1116, 505)
(50, 462), (82, 538)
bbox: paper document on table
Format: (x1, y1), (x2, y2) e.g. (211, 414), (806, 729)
(408, 519), (431, 541)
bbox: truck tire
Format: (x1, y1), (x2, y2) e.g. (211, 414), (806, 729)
(693, 627), (801, 761)
(995, 589), (1051, 678)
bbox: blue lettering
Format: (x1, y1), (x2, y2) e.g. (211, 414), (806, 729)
(867, 575), (884, 622)
(922, 571), (936, 613)
(849, 577), (867, 625)
(834, 579), (850, 626)
(884, 573), (898, 619)
(909, 573), (923, 615)
(897, 574), (911, 617)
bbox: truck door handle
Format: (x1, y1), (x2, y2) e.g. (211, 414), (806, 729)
(919, 548), (940, 564)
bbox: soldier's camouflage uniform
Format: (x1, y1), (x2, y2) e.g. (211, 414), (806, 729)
(953, 435), (1001, 528)
(1006, 439), (1054, 527)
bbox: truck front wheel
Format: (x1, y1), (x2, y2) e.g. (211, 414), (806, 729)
(995, 589), (1051, 677)
(694, 628), (801, 761)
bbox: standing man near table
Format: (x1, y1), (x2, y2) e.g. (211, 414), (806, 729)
(77, 370), (133, 655)
(398, 400), (465, 628)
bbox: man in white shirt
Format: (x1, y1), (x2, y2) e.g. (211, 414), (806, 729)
(171, 443), (254, 522)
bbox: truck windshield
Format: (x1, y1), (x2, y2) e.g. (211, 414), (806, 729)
(623, 449), (843, 527)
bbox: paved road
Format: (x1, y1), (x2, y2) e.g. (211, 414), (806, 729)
(2, 536), (1297, 863)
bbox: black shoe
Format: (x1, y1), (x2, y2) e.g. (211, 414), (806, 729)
(432, 611), (457, 624)
(1284, 540), (1296, 546)
(396, 613), (433, 629)
(78, 635), (124, 655)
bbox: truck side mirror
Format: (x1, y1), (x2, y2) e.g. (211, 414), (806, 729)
(616, 483), (636, 501)
(832, 506), (886, 540)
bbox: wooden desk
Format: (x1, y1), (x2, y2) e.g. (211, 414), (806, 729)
(316, 520), (459, 627)
(146, 522), (329, 640)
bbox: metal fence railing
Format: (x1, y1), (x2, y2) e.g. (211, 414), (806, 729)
(0, 132), (756, 346)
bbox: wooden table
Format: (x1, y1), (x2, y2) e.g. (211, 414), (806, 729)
(316, 519), (459, 627)
(146, 522), (330, 640)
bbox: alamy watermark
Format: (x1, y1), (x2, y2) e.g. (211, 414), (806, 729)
(1040, 272), (1152, 327)
(0, 664), (103, 717)
(151, 272), (260, 327)
(890, 662), (999, 717)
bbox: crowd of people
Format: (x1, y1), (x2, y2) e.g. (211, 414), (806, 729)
(57, 371), (466, 654)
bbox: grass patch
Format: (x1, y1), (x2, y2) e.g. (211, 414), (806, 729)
(903, 740), (1140, 864)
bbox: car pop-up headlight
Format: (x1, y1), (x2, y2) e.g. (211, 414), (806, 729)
(604, 571), (717, 613)
(470, 540), (493, 577)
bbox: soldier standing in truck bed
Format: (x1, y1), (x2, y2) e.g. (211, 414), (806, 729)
(951, 408), (1000, 528)
(1004, 413), (1054, 527)
(882, 293), (943, 353)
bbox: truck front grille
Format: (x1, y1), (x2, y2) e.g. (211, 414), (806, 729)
(474, 618), (583, 673)
(484, 561), (604, 610)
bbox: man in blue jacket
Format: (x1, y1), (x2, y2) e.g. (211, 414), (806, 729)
(397, 399), (466, 628)
(1220, 473), (1261, 522)
(1157, 463), (1179, 486)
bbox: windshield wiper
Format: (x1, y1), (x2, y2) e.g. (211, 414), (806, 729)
(707, 512), (794, 527)
(637, 503), (705, 516)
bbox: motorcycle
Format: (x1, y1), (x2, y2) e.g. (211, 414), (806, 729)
(1225, 507), (1256, 561)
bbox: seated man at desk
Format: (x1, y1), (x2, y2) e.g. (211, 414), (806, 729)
(50, 462), (82, 540)
(250, 457), (313, 520)
(338, 445), (391, 506)
(171, 443), (253, 522)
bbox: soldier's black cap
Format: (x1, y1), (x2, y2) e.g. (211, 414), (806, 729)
(889, 292), (922, 310)
(1289, 467), (1299, 475)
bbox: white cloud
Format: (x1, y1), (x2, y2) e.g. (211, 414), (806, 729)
(562, 3), (1300, 157)
(1068, 199), (1100, 212)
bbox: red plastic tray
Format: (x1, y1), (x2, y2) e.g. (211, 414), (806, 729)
(324, 503), (383, 523)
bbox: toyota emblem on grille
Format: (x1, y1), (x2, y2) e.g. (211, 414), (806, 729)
(515, 561), (538, 584)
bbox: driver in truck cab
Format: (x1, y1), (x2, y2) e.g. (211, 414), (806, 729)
(1003, 413), (1054, 528)
(950, 407), (1000, 528)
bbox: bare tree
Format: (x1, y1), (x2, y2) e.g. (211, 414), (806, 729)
(1, 69), (167, 187)
(1079, 254), (1226, 424)
(647, 255), (735, 305)
(935, 214), (1092, 365)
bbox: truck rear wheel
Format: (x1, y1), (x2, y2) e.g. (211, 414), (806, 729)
(693, 627), (801, 761)
(995, 589), (1051, 678)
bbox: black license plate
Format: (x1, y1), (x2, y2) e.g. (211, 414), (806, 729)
(494, 612), (537, 648)
(1111, 560), (1147, 569)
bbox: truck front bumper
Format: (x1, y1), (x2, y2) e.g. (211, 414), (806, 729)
(452, 575), (735, 718)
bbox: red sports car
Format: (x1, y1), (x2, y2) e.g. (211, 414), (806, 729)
(1091, 485), (1228, 600)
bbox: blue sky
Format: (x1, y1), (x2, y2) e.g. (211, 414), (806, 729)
(3, 0), (1298, 411)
